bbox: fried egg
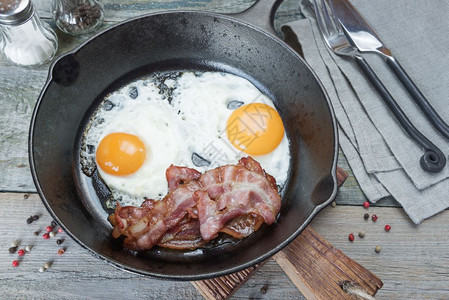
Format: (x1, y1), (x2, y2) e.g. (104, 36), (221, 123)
(81, 71), (290, 207)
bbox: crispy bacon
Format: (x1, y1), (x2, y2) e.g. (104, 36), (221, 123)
(166, 165), (201, 191)
(112, 181), (200, 251)
(238, 156), (278, 191)
(158, 214), (208, 250)
(197, 164), (281, 240)
(110, 157), (281, 251)
(220, 214), (264, 239)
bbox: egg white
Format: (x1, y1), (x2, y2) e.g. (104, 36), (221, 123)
(81, 71), (290, 207)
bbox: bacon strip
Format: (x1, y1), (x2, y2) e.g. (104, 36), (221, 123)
(220, 214), (264, 239)
(110, 157), (281, 251)
(197, 164), (281, 240)
(158, 214), (208, 250)
(166, 165), (201, 191)
(112, 181), (200, 251)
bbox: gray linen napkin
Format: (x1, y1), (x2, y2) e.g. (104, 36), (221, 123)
(282, 0), (449, 223)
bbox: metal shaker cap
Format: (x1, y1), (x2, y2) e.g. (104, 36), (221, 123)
(0, 0), (34, 25)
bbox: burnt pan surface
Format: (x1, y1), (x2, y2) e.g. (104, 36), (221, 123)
(30, 11), (338, 280)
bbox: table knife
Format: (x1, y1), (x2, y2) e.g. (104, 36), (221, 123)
(331, 0), (449, 140)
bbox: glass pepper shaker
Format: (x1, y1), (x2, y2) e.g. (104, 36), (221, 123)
(51, 0), (104, 36)
(0, 0), (58, 67)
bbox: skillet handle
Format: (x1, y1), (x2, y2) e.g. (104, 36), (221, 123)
(231, 0), (284, 35)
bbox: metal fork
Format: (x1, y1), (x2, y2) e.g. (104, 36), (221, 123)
(313, 0), (446, 173)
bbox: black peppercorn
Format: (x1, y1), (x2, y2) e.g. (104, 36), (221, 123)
(56, 239), (64, 245)
(33, 231), (40, 236)
(364, 213), (369, 220)
(51, 220), (57, 228)
(26, 217), (33, 224)
(33, 215), (39, 221)
(53, 1), (104, 35)
(9, 246), (18, 254)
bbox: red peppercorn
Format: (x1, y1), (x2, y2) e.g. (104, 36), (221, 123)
(363, 201), (370, 208)
(46, 226), (53, 232)
(43, 233), (50, 239)
(372, 214), (378, 222)
(57, 248), (65, 255)
(12, 260), (19, 267)
(385, 224), (391, 231)
(348, 233), (355, 242)
(58, 228), (63, 233)
(17, 249), (25, 256)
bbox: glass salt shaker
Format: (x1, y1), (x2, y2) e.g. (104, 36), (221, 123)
(0, 0), (58, 67)
(51, 0), (104, 36)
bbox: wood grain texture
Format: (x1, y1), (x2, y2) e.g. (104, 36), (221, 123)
(191, 262), (264, 300)
(273, 227), (382, 299)
(191, 166), (350, 300)
(33, 0), (304, 26)
(1, 193), (449, 299)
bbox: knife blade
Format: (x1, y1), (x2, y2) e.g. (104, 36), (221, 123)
(331, 0), (449, 140)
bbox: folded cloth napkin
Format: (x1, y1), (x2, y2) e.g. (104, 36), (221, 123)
(281, 0), (449, 223)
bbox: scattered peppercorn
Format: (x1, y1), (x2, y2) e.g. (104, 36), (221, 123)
(43, 233), (50, 240)
(371, 214), (378, 222)
(363, 201), (370, 208)
(49, 232), (55, 238)
(39, 266), (45, 272)
(8, 247), (18, 254)
(364, 213), (369, 220)
(44, 262), (51, 269)
(57, 248), (65, 255)
(24, 194), (29, 199)
(34, 231), (40, 236)
(51, 220), (57, 228)
(375, 245), (381, 253)
(12, 260), (19, 267)
(18, 249), (25, 256)
(385, 224), (391, 231)
(56, 239), (64, 245)
(25, 245), (32, 252)
(58, 228), (63, 233)
(46, 226), (53, 233)
(260, 285), (268, 294)
(331, 201), (336, 207)
(32, 215), (39, 221)
(358, 231), (365, 238)
(348, 233), (355, 242)
(26, 217), (33, 224)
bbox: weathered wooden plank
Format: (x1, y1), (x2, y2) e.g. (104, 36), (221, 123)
(191, 262), (264, 300)
(1, 192), (449, 299)
(33, 0), (303, 24)
(191, 166), (349, 300)
(273, 227), (382, 299)
(311, 205), (449, 300)
(0, 193), (300, 300)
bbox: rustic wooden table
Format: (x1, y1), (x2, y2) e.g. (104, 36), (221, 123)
(1, 1), (448, 299)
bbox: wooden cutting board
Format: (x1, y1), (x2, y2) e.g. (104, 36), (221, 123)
(191, 167), (383, 299)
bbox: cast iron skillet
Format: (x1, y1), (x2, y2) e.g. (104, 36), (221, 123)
(29, 0), (339, 280)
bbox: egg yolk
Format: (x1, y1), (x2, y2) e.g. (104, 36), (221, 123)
(226, 103), (284, 155)
(96, 132), (146, 176)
